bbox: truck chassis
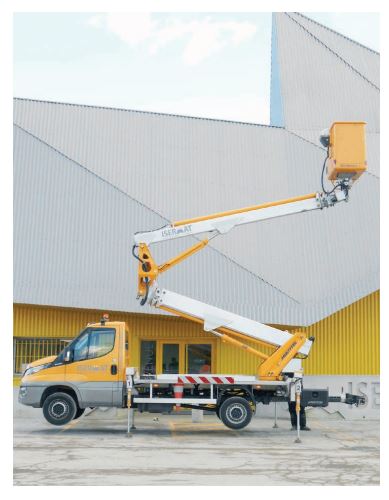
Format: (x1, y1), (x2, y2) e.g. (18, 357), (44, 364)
(126, 370), (363, 437)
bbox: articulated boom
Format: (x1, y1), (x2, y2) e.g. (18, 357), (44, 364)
(150, 288), (313, 381)
(132, 121), (367, 375)
(134, 190), (347, 302)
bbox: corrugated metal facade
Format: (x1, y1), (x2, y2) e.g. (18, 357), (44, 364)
(273, 13), (379, 133)
(286, 13), (380, 88)
(272, 13), (380, 177)
(13, 13), (379, 378)
(14, 289), (379, 375)
(14, 125), (302, 326)
(298, 291), (379, 375)
(13, 101), (379, 325)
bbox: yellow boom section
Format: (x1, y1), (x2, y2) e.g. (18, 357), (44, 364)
(135, 192), (318, 298)
(172, 193), (317, 227)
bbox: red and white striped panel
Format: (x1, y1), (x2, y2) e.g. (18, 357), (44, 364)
(177, 375), (235, 384)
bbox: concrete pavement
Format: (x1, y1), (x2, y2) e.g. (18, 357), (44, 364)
(14, 393), (379, 486)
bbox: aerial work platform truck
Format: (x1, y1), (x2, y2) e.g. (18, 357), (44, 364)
(19, 122), (367, 440)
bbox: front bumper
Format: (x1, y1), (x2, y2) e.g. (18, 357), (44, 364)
(18, 384), (45, 408)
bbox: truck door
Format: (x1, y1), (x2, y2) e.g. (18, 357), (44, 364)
(65, 326), (120, 407)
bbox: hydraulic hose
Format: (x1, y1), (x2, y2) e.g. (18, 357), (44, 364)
(139, 278), (149, 306)
(132, 245), (150, 306)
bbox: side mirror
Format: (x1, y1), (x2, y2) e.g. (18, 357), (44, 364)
(64, 350), (72, 363)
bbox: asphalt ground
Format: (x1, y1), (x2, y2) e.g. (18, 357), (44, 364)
(14, 392), (380, 486)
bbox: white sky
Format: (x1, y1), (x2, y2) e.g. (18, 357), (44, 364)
(14, 12), (379, 124)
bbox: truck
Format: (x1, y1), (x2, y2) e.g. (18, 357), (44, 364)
(19, 122), (367, 439)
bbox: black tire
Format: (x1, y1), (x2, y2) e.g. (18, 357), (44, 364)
(219, 396), (253, 430)
(42, 392), (77, 426)
(73, 407), (85, 420)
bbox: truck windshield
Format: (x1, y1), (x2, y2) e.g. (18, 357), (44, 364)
(53, 327), (115, 364)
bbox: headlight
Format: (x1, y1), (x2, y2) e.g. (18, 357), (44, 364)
(24, 363), (50, 377)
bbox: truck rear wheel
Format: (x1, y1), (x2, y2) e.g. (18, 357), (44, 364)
(42, 392), (77, 426)
(219, 396), (253, 430)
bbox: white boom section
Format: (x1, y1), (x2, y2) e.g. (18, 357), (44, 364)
(134, 192), (346, 245)
(151, 288), (313, 357)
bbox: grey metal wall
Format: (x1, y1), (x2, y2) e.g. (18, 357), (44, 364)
(272, 12), (380, 169)
(14, 125), (306, 326)
(285, 13), (379, 87)
(14, 98), (379, 322)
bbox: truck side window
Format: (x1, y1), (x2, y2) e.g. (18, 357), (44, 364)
(88, 329), (115, 359)
(73, 334), (89, 362)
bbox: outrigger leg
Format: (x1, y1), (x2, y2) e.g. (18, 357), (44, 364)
(273, 402), (279, 429)
(295, 378), (302, 444)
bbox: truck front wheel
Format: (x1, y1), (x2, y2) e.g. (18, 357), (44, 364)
(73, 408), (85, 420)
(219, 396), (253, 430)
(42, 392), (77, 426)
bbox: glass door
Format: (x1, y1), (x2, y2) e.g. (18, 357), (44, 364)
(140, 340), (157, 376)
(161, 343), (180, 374)
(150, 340), (215, 375)
(186, 343), (213, 374)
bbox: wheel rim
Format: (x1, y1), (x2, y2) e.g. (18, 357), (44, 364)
(49, 399), (70, 419)
(226, 403), (247, 424)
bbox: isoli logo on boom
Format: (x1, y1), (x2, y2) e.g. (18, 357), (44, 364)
(281, 342), (297, 360)
(161, 225), (192, 238)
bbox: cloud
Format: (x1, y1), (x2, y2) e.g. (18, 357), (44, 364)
(106, 13), (157, 46)
(181, 19), (226, 66)
(86, 15), (104, 29)
(87, 13), (257, 65)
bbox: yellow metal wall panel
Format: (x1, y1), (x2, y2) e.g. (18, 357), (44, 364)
(299, 291), (379, 375)
(14, 304), (99, 339)
(13, 305), (216, 370)
(13, 338), (70, 373)
(13, 304), (217, 340)
(218, 340), (273, 375)
(14, 290), (379, 376)
(127, 314), (215, 372)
